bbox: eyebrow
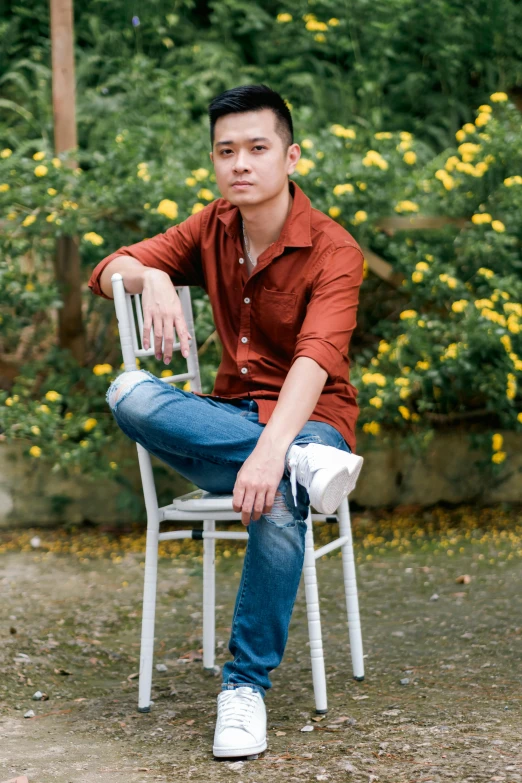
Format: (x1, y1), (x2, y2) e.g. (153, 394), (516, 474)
(215, 137), (271, 148)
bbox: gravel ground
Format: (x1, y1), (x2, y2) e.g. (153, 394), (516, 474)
(0, 507), (521, 782)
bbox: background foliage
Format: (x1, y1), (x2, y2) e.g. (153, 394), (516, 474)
(0, 1), (521, 515)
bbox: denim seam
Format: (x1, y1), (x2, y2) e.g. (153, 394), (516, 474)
(223, 534), (252, 686)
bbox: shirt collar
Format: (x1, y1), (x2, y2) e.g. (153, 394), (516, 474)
(217, 179), (313, 249)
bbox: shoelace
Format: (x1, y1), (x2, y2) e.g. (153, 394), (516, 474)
(218, 687), (259, 729)
(287, 447), (315, 508)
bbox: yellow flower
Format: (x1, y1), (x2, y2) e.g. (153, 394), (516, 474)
(378, 340), (390, 354)
(333, 183), (354, 196)
(183, 381), (191, 391)
(475, 113), (491, 127)
(314, 33), (326, 42)
(192, 202), (205, 215)
(471, 213), (492, 225)
(31, 425), (41, 435)
(361, 372), (387, 387)
(477, 267), (494, 278)
(115, 134), (124, 143)
(45, 390), (62, 402)
(455, 129), (466, 142)
(33, 151), (46, 161)
(52, 157), (61, 168)
(492, 451), (506, 464)
(452, 299), (468, 313)
(46, 212), (57, 223)
(400, 309), (417, 320)
(295, 158), (315, 175)
(517, 412), (522, 424)
(110, 461), (118, 470)
(5, 397), (14, 406)
(79, 440), (89, 448)
(412, 271), (423, 283)
(461, 123), (475, 134)
(357, 182), (367, 190)
(504, 176), (522, 187)
(300, 139), (314, 150)
(478, 105), (492, 113)
(83, 417), (98, 432)
(395, 378), (410, 387)
(416, 360), (430, 371)
(157, 199), (179, 220)
(394, 200), (419, 213)
(185, 177), (197, 186)
(197, 188), (214, 201)
(490, 92), (508, 102)
(369, 396), (383, 408)
(398, 406), (410, 420)
(1, 148), (12, 158)
(0, 183), (9, 192)
(328, 206), (341, 218)
(444, 155), (460, 172)
(7, 211), (16, 220)
(403, 151), (417, 165)
(374, 132), (392, 140)
(316, 151), (324, 159)
(93, 363), (112, 375)
(353, 210), (367, 225)
(362, 149), (388, 169)
(416, 262), (429, 271)
(161, 369), (174, 377)
(328, 17), (340, 25)
(362, 421), (380, 436)
(22, 214), (36, 227)
(34, 165), (48, 177)
(47, 187), (57, 196)
(83, 232), (104, 246)
(29, 446), (42, 458)
(492, 433), (503, 452)
(306, 19), (327, 31)
(277, 12), (292, 22)
(491, 220), (505, 233)
(191, 168), (209, 181)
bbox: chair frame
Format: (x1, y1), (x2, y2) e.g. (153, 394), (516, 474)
(110, 271), (364, 715)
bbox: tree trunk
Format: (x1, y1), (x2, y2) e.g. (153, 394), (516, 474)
(49, 0), (85, 363)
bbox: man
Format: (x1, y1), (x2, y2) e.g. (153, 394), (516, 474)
(88, 83), (364, 759)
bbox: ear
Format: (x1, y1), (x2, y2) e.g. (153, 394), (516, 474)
(286, 143), (300, 176)
(209, 151), (214, 164)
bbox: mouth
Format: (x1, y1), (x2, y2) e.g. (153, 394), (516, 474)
(231, 182), (253, 189)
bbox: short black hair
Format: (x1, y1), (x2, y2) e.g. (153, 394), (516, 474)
(208, 84), (294, 151)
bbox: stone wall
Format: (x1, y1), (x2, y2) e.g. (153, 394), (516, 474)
(1, 431), (521, 527)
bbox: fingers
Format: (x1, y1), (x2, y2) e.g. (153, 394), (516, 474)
(174, 312), (192, 359)
(233, 485), (271, 525)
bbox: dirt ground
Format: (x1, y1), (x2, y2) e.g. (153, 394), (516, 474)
(0, 507), (521, 783)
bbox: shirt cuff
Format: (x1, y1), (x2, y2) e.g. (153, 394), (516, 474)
(291, 338), (345, 380)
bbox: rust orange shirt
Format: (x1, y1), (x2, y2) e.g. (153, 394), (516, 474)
(88, 179), (364, 452)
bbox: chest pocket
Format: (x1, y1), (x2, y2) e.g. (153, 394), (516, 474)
(252, 285), (299, 356)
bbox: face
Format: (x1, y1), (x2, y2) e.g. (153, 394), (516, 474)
(209, 108), (301, 206)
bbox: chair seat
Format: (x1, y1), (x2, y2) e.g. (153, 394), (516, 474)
(172, 488), (235, 512)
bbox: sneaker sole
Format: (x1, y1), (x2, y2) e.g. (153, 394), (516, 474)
(310, 454), (364, 514)
(213, 738), (267, 758)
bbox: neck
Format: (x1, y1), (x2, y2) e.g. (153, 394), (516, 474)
(239, 182), (293, 252)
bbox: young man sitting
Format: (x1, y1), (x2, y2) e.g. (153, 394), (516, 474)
(88, 83), (364, 759)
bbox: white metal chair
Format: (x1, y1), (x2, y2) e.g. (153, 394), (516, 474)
(110, 271), (365, 715)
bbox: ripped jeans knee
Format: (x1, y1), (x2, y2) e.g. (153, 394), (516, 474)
(263, 477), (309, 529)
(106, 369), (155, 414)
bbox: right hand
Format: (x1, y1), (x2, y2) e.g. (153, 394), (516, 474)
(141, 269), (192, 364)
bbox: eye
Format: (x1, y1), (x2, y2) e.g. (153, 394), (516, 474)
(254, 146), (267, 151)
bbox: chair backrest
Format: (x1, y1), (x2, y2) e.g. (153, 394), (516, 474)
(110, 272), (203, 392)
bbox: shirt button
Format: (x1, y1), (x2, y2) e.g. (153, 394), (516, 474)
(239, 258), (245, 264)
(241, 337), (248, 343)
(241, 367), (248, 374)
(244, 297), (250, 304)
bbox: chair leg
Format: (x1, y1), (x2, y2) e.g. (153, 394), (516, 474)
(137, 444), (161, 712)
(304, 509), (328, 714)
(202, 519), (216, 670)
(338, 497), (365, 681)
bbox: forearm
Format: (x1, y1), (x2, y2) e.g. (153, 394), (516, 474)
(256, 356), (328, 457)
(98, 255), (169, 299)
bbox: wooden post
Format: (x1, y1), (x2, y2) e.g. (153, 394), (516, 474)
(49, 0), (85, 363)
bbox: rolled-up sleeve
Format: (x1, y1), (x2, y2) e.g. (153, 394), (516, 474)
(290, 243), (364, 380)
(87, 208), (206, 299)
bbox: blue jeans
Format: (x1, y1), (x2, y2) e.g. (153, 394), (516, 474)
(106, 369), (352, 698)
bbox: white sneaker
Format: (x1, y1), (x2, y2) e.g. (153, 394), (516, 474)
(286, 442), (364, 515)
(213, 686), (267, 758)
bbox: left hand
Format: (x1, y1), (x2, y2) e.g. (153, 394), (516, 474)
(232, 445), (286, 526)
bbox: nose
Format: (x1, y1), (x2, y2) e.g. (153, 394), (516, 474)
(233, 150), (250, 173)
